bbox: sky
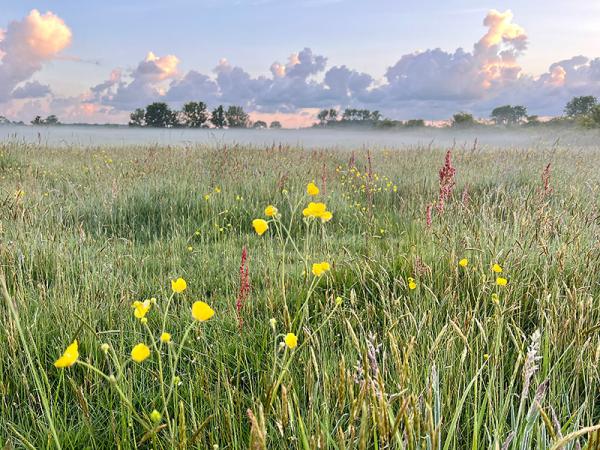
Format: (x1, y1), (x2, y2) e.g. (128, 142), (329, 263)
(0, 0), (599, 126)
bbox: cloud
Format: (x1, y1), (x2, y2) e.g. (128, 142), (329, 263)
(11, 81), (52, 99)
(2, 8), (600, 125)
(0, 9), (71, 101)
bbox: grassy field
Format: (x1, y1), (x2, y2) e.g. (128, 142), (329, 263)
(0, 140), (599, 449)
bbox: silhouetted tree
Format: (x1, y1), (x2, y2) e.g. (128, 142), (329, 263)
(405, 119), (425, 127)
(181, 101), (208, 128)
(45, 115), (59, 125)
(252, 120), (268, 129)
(565, 96), (597, 117)
(317, 109), (328, 125)
(129, 108), (146, 127)
(31, 116), (43, 125)
(144, 102), (177, 127)
(210, 105), (226, 128)
(452, 112), (476, 127)
(581, 105), (600, 128)
(491, 105), (527, 126)
(270, 121), (282, 129)
(225, 105), (249, 128)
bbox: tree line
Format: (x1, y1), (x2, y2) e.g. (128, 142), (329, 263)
(128, 102), (282, 129)
(314, 95), (600, 129)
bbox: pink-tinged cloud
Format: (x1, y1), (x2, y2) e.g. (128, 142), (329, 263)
(137, 51), (180, 81)
(0, 9), (71, 101)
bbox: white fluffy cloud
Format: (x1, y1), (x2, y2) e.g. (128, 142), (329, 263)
(0, 9), (71, 101)
(2, 8), (600, 124)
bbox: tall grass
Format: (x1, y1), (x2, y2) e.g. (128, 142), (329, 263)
(0, 141), (599, 448)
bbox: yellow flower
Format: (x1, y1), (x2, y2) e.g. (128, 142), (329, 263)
(459, 258), (469, 267)
(131, 343), (151, 363)
(264, 205), (278, 217)
(160, 332), (171, 343)
(491, 293), (500, 305)
(132, 300), (151, 319)
(311, 261), (331, 276)
(320, 210), (333, 223)
(302, 202), (332, 222)
(171, 278), (187, 293)
(307, 182), (319, 196)
(214, 186), (221, 193)
(192, 301), (215, 321)
(492, 264), (503, 273)
(284, 332), (298, 349)
(252, 219), (269, 236)
(407, 277), (417, 290)
(496, 277), (508, 286)
(54, 340), (79, 368)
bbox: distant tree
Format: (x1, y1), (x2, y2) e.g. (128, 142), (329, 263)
(564, 96), (597, 117)
(328, 109), (338, 122)
(181, 101), (208, 128)
(317, 109), (328, 125)
(0, 116), (10, 125)
(405, 119), (425, 127)
(225, 105), (250, 128)
(370, 110), (382, 122)
(144, 102), (176, 127)
(252, 120), (268, 129)
(210, 105), (227, 128)
(31, 115), (43, 125)
(270, 121), (282, 129)
(581, 105), (600, 128)
(491, 105), (527, 126)
(45, 115), (59, 125)
(129, 108), (146, 127)
(451, 112), (476, 127)
(525, 115), (540, 126)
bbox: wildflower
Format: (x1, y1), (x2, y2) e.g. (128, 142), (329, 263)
(131, 343), (151, 363)
(54, 340), (79, 368)
(187, 246), (193, 252)
(491, 293), (500, 305)
(284, 333), (298, 349)
(307, 182), (319, 196)
(140, 317), (148, 325)
(150, 410), (162, 422)
(492, 264), (503, 273)
(192, 301), (215, 321)
(204, 194), (211, 201)
(302, 202), (333, 222)
(496, 277), (508, 286)
(320, 210), (333, 223)
(335, 296), (343, 306)
(459, 258), (469, 267)
(132, 300), (151, 319)
(171, 278), (187, 294)
(264, 205), (278, 217)
(100, 343), (110, 354)
(407, 277), (417, 290)
(214, 186), (221, 193)
(311, 261), (331, 276)
(269, 318), (277, 330)
(160, 332), (171, 343)
(252, 218), (269, 236)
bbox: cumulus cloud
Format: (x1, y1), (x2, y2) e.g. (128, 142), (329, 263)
(0, 9), (71, 101)
(3, 8), (600, 124)
(11, 81), (52, 99)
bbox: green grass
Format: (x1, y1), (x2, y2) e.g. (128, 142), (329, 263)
(0, 141), (599, 449)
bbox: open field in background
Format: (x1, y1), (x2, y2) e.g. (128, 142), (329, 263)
(0, 141), (599, 449)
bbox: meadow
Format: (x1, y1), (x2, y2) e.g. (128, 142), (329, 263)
(0, 140), (599, 449)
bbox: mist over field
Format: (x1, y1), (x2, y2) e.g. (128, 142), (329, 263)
(2, 124), (600, 150)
